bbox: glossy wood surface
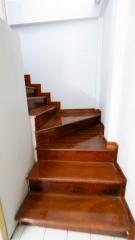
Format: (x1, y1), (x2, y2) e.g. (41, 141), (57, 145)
(36, 114), (101, 144)
(38, 112), (101, 131)
(28, 161), (125, 184)
(16, 192), (133, 237)
(16, 74), (135, 239)
(28, 160), (126, 196)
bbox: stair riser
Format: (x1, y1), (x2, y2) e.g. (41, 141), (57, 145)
(37, 150), (117, 162)
(28, 98), (48, 111)
(50, 102), (61, 112)
(29, 180), (125, 196)
(35, 108), (57, 130)
(36, 116), (101, 144)
(26, 88), (38, 97)
(40, 93), (51, 103)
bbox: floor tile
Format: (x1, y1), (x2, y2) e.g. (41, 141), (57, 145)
(11, 225), (25, 240)
(12, 225), (127, 240)
(91, 234), (114, 240)
(20, 226), (45, 240)
(44, 228), (67, 240)
(67, 230), (90, 240)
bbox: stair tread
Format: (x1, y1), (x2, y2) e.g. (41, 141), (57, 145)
(38, 124), (106, 150)
(37, 111), (100, 132)
(28, 161), (125, 184)
(29, 105), (57, 116)
(26, 86), (37, 90)
(27, 96), (47, 100)
(16, 192), (133, 235)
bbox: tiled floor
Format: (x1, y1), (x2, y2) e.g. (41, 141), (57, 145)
(11, 225), (127, 240)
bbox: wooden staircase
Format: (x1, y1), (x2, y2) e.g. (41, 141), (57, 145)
(16, 74), (135, 239)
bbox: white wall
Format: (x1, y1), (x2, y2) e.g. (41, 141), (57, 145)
(0, 0), (6, 20)
(6, 0), (105, 109)
(116, 0), (135, 218)
(98, 0), (135, 218)
(6, 0), (101, 26)
(13, 19), (98, 109)
(0, 20), (34, 238)
(98, 0), (113, 129)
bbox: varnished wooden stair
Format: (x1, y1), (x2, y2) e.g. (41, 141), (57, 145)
(16, 74), (135, 239)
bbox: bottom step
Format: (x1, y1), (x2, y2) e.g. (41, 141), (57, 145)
(16, 192), (134, 238)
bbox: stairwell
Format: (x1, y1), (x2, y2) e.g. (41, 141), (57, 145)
(16, 74), (135, 239)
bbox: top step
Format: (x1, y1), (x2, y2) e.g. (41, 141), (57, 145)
(24, 74), (31, 85)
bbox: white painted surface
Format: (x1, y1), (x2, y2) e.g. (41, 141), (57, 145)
(0, 0), (6, 20)
(12, 225), (127, 240)
(98, 0), (115, 137)
(13, 19), (98, 109)
(0, 20), (34, 237)
(98, 0), (135, 218)
(116, 0), (135, 218)
(5, 0), (104, 26)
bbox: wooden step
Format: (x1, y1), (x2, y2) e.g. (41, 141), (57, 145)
(29, 105), (57, 130)
(37, 125), (118, 162)
(27, 96), (48, 110)
(28, 161), (126, 196)
(37, 148), (118, 162)
(16, 192), (134, 238)
(26, 86), (38, 97)
(36, 112), (101, 144)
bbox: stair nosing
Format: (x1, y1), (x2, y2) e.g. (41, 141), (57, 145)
(27, 96), (48, 100)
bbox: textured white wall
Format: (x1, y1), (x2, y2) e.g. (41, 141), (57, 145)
(116, 0), (135, 218)
(13, 19), (98, 109)
(98, 0), (135, 218)
(0, 20), (34, 238)
(6, 0), (101, 25)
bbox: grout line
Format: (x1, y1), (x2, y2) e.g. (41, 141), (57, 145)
(43, 227), (46, 240)
(66, 230), (68, 240)
(19, 224), (25, 240)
